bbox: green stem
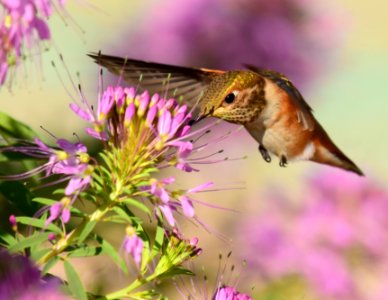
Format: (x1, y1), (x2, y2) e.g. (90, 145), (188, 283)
(105, 273), (158, 300)
(37, 205), (111, 266)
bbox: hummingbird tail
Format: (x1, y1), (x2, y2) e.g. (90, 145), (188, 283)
(313, 145), (364, 176)
(312, 125), (364, 176)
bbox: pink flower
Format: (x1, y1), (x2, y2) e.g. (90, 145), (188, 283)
(0, 250), (69, 299)
(45, 200), (71, 226)
(0, 137), (92, 196)
(175, 252), (250, 299)
(143, 178), (214, 227)
(239, 169), (388, 300)
(0, 0), (68, 85)
(123, 226), (144, 268)
(213, 286), (252, 300)
(179, 181), (214, 218)
(116, 0), (345, 88)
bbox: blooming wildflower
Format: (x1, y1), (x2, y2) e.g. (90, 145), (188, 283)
(71, 86), (194, 155)
(175, 252), (251, 300)
(71, 84), (231, 181)
(0, 249), (70, 299)
(45, 197), (71, 226)
(239, 169), (388, 300)
(142, 177), (214, 227)
(154, 230), (202, 278)
(0, 137), (92, 196)
(123, 226), (144, 268)
(213, 286), (252, 300)
(116, 0), (345, 87)
(0, 0), (67, 86)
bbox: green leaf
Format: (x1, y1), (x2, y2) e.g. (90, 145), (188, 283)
(131, 167), (158, 181)
(151, 224), (165, 259)
(64, 260), (88, 300)
(128, 290), (161, 300)
(31, 248), (51, 261)
(53, 188), (66, 195)
(0, 181), (37, 216)
(0, 111), (38, 140)
(8, 232), (50, 253)
(0, 230), (17, 247)
(42, 256), (59, 275)
(15, 216), (62, 234)
(77, 220), (96, 244)
(111, 206), (133, 223)
(122, 198), (151, 214)
(67, 246), (102, 258)
(110, 206), (142, 225)
(97, 235), (127, 274)
(32, 197), (57, 206)
(156, 266), (195, 279)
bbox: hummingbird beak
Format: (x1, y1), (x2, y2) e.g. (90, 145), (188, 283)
(188, 107), (214, 126)
(188, 114), (206, 126)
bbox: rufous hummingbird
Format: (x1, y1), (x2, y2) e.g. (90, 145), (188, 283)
(89, 53), (363, 176)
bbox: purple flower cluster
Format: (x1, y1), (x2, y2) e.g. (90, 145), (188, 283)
(71, 84), (227, 175)
(213, 286), (252, 300)
(239, 170), (388, 299)
(1, 137), (92, 196)
(175, 251), (252, 300)
(1, 137), (92, 225)
(0, 249), (69, 299)
(117, 0), (344, 86)
(71, 86), (194, 163)
(71, 84), (229, 228)
(0, 0), (66, 85)
(143, 177), (213, 227)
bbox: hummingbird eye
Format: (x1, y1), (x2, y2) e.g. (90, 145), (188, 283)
(224, 91), (238, 104)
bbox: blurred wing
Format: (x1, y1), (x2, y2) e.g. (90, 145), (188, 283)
(88, 53), (225, 108)
(244, 64), (315, 131)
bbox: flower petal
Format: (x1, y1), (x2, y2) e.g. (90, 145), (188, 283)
(180, 196), (195, 218)
(159, 205), (175, 227)
(188, 181), (214, 194)
(69, 103), (93, 122)
(157, 110), (172, 136)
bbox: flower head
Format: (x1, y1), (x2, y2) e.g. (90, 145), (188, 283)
(175, 252), (251, 300)
(123, 226), (144, 268)
(45, 197), (71, 226)
(213, 286), (252, 300)
(0, 0), (67, 86)
(239, 169), (388, 300)
(116, 0), (345, 87)
(154, 230), (202, 278)
(142, 177), (214, 227)
(0, 249), (69, 299)
(71, 84), (232, 180)
(0, 137), (92, 196)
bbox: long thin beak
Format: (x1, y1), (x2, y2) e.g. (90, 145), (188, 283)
(188, 112), (209, 126)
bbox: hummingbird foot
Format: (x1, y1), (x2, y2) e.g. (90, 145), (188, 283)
(259, 145), (271, 163)
(279, 155), (288, 168)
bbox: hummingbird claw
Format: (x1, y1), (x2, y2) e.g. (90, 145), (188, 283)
(279, 155), (288, 167)
(259, 145), (271, 163)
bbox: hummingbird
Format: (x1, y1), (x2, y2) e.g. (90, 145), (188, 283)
(88, 53), (363, 176)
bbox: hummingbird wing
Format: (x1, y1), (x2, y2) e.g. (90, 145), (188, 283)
(88, 53), (225, 109)
(243, 64), (315, 131)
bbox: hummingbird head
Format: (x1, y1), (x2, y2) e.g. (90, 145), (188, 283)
(197, 71), (266, 124)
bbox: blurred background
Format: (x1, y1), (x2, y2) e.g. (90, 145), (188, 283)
(1, 0), (388, 299)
